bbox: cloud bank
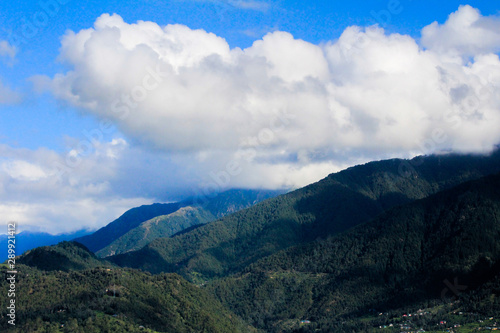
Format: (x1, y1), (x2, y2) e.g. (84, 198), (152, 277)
(9, 5), (500, 233)
(0, 141), (152, 233)
(43, 6), (500, 157)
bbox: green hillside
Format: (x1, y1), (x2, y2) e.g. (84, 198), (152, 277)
(97, 206), (215, 257)
(109, 151), (500, 281)
(0, 242), (254, 333)
(17, 241), (112, 272)
(74, 203), (182, 253)
(198, 189), (286, 218)
(207, 172), (500, 332)
(96, 189), (283, 257)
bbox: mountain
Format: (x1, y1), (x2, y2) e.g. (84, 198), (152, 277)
(207, 172), (500, 332)
(95, 189), (283, 257)
(17, 241), (112, 272)
(96, 206), (215, 257)
(0, 229), (90, 262)
(108, 150), (500, 281)
(193, 188), (286, 218)
(1, 242), (254, 332)
(74, 202), (182, 253)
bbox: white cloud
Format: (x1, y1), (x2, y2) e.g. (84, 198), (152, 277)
(0, 198), (145, 234)
(422, 5), (500, 58)
(2, 160), (48, 181)
(0, 141), (156, 233)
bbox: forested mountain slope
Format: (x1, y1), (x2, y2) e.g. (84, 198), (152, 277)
(1, 242), (255, 333)
(74, 203), (182, 253)
(109, 150), (500, 280)
(96, 189), (283, 257)
(76, 189), (282, 256)
(207, 172), (500, 332)
(17, 241), (111, 272)
(96, 206), (215, 257)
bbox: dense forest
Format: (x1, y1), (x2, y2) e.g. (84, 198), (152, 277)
(0, 242), (254, 333)
(207, 172), (500, 331)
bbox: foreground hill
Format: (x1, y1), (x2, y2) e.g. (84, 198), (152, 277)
(0, 242), (254, 332)
(109, 150), (500, 281)
(17, 241), (112, 272)
(208, 172), (500, 332)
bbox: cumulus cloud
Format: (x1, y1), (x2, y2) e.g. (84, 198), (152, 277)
(422, 5), (500, 58)
(23, 6), (500, 233)
(43, 9), (500, 154)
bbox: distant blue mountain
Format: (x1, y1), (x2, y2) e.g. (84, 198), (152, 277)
(0, 229), (91, 262)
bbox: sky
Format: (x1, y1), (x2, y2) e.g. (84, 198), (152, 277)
(0, 0), (499, 234)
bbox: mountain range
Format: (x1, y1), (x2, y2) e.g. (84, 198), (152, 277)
(2, 188), (283, 263)
(94, 189), (283, 257)
(108, 150), (500, 281)
(3, 150), (500, 332)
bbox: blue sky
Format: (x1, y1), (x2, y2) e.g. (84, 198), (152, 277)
(0, 0), (499, 233)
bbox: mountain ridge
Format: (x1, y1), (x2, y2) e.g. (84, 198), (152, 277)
(17, 241), (112, 272)
(94, 189), (284, 257)
(108, 150), (500, 281)
(96, 206), (215, 257)
(74, 202), (182, 253)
